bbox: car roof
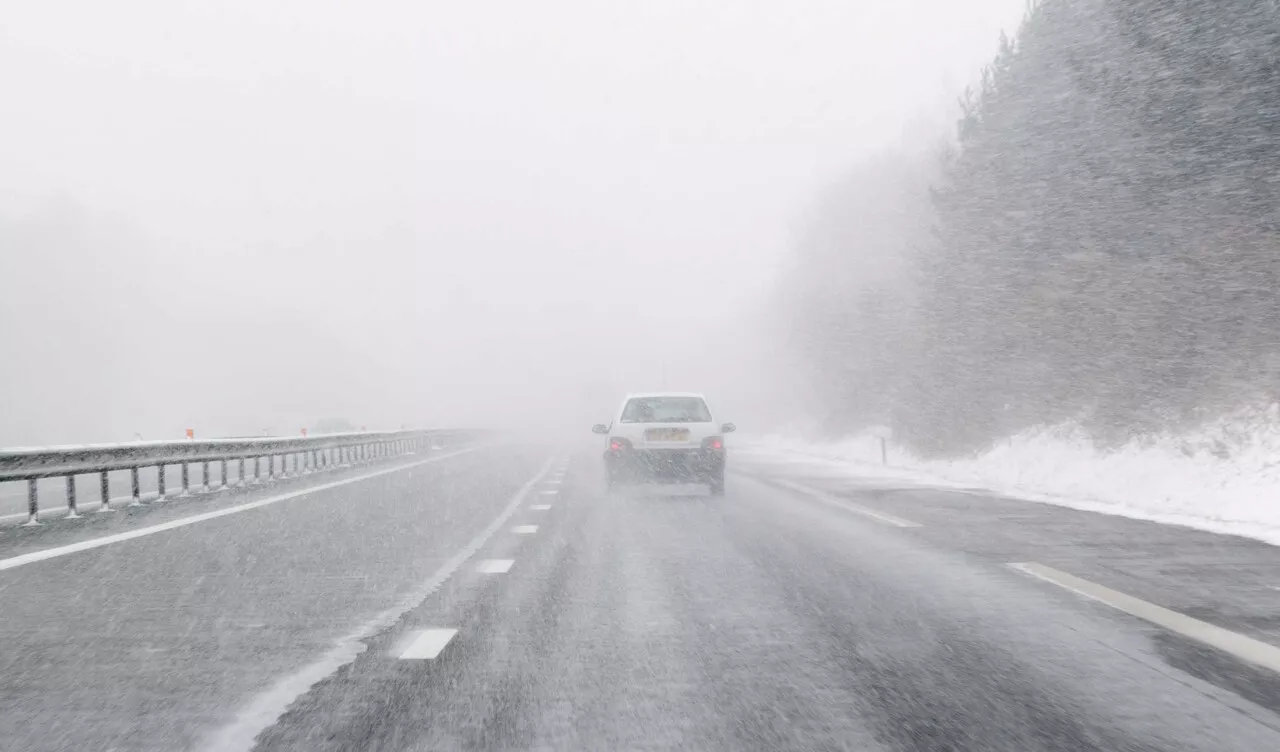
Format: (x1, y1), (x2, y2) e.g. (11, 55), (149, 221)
(622, 392), (707, 400)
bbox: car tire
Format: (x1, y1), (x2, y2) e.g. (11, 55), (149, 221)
(709, 475), (725, 496)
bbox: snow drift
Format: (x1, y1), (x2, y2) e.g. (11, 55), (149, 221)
(749, 406), (1280, 546)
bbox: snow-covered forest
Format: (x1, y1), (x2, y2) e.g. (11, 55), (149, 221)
(780, 0), (1280, 456)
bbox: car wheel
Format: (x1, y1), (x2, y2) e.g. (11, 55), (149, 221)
(709, 476), (725, 496)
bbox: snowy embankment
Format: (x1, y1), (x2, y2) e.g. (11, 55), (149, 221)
(747, 410), (1280, 546)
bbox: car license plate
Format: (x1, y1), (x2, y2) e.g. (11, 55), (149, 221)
(645, 428), (690, 442)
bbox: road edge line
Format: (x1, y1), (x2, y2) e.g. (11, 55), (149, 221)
(0, 447), (484, 572)
(771, 478), (922, 528)
(1009, 562), (1280, 675)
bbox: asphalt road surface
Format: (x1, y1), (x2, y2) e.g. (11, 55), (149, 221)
(2, 441), (1280, 751)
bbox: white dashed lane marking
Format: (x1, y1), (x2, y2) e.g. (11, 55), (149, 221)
(530, 504), (552, 511)
(476, 559), (514, 574)
(512, 525), (538, 535)
(398, 629), (458, 660)
(539, 490), (558, 496)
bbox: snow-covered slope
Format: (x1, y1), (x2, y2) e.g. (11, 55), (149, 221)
(747, 408), (1280, 546)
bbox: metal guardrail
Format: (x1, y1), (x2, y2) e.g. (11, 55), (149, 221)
(0, 429), (481, 525)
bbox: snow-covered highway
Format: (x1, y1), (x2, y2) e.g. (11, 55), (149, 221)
(2, 443), (1280, 751)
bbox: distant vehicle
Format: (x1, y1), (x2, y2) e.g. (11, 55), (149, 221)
(592, 392), (735, 495)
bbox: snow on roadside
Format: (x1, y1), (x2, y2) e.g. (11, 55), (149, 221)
(745, 410), (1280, 546)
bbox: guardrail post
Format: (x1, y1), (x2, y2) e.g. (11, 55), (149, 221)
(98, 470), (113, 513)
(238, 458), (246, 486)
(221, 459), (229, 489)
(65, 476), (79, 519)
(202, 461), (210, 491)
(180, 463), (191, 496)
(130, 467), (142, 506)
(155, 465), (167, 502)
(253, 456), (261, 483)
(24, 479), (40, 526)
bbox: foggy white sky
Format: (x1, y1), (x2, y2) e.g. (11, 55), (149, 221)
(0, 0), (1024, 444)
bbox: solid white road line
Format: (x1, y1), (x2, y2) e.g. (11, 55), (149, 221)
(203, 458), (556, 752)
(0, 447), (486, 573)
(530, 504), (552, 511)
(512, 525), (538, 534)
(476, 559), (514, 574)
(1010, 562), (1280, 674)
(773, 479), (922, 528)
(398, 629), (458, 659)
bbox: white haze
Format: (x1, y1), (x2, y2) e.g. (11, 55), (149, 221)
(0, 0), (1023, 445)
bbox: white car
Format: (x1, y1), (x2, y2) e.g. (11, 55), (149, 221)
(592, 392), (736, 494)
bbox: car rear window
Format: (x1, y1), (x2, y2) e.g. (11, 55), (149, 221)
(620, 397), (712, 423)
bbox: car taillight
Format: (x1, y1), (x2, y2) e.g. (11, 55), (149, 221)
(702, 436), (724, 451)
(610, 437), (632, 451)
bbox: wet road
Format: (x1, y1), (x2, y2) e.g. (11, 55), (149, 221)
(2, 442), (1280, 751)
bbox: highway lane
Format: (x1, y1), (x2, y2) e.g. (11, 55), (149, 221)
(0, 443), (550, 752)
(3, 444), (1280, 751)
(252, 451), (1280, 751)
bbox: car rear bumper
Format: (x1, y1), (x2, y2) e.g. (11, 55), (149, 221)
(605, 448), (725, 480)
